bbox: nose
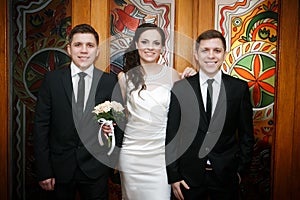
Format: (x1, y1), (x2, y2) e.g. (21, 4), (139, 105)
(81, 45), (88, 52)
(207, 50), (215, 58)
(146, 45), (154, 50)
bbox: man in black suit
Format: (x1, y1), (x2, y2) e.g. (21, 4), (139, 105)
(34, 24), (123, 200)
(166, 29), (254, 200)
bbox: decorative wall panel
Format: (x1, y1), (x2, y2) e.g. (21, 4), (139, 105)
(11, 0), (71, 199)
(215, 0), (278, 199)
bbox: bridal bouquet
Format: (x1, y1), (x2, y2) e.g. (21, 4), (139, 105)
(93, 101), (125, 155)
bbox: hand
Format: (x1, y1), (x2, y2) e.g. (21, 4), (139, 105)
(101, 124), (113, 137)
(39, 178), (55, 191)
(180, 67), (197, 79)
(172, 180), (190, 200)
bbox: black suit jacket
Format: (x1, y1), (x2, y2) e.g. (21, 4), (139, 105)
(34, 67), (124, 183)
(166, 72), (254, 186)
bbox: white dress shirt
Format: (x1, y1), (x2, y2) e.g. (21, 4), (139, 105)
(71, 62), (94, 111)
(199, 69), (222, 117)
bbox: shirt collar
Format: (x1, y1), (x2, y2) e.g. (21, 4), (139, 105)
(70, 61), (94, 78)
(199, 69), (222, 86)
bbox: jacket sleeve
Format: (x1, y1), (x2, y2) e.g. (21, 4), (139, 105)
(237, 82), (255, 176)
(33, 73), (54, 181)
(166, 87), (183, 183)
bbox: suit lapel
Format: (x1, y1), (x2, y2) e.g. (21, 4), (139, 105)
(61, 67), (73, 105)
(187, 73), (209, 125)
(211, 74), (227, 123)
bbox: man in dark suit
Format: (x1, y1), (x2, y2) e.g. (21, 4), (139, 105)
(34, 24), (124, 200)
(166, 29), (254, 200)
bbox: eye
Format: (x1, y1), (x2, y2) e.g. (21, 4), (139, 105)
(141, 40), (147, 44)
(73, 43), (81, 47)
(215, 49), (223, 53)
(154, 41), (161, 46)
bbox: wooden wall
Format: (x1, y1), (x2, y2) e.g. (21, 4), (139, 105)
(0, 0), (299, 199)
(0, 0), (8, 199)
(272, 0), (300, 199)
(72, 0), (110, 71)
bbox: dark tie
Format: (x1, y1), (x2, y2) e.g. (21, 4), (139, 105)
(77, 72), (87, 115)
(206, 79), (214, 123)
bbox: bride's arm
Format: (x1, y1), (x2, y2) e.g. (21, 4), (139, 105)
(117, 71), (127, 102)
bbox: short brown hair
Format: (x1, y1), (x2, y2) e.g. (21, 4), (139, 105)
(68, 24), (99, 45)
(195, 29), (226, 51)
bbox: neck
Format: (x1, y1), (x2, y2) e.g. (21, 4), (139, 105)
(142, 63), (162, 76)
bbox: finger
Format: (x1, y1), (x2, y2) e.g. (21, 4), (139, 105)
(50, 178), (55, 190)
(41, 182), (50, 190)
(176, 187), (184, 200)
(181, 180), (190, 190)
(174, 191), (182, 200)
(172, 183), (184, 200)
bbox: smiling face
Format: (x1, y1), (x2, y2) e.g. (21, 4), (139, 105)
(135, 29), (163, 65)
(194, 38), (226, 77)
(67, 33), (99, 71)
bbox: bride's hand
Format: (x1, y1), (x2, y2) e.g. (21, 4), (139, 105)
(101, 124), (113, 137)
(180, 67), (197, 79)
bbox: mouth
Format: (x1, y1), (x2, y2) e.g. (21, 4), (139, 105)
(144, 51), (156, 56)
(78, 56), (89, 60)
(205, 61), (217, 64)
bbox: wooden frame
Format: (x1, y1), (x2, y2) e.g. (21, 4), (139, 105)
(0, 0), (8, 199)
(272, 0), (300, 199)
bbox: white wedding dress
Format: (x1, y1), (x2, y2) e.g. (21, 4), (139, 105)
(119, 66), (176, 200)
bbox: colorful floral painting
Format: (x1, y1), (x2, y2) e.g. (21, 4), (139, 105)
(215, 0), (278, 199)
(11, 0), (72, 199)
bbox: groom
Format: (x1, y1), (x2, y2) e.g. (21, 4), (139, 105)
(165, 29), (254, 200)
(34, 24), (124, 200)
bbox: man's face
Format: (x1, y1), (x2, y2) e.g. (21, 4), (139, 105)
(67, 33), (99, 71)
(194, 38), (226, 77)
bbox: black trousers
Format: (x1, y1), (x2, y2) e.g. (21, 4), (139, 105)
(53, 167), (109, 200)
(181, 170), (240, 200)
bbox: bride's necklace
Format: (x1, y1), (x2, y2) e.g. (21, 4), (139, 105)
(145, 66), (167, 82)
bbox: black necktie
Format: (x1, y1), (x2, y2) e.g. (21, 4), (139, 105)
(206, 79), (214, 123)
(77, 72), (87, 115)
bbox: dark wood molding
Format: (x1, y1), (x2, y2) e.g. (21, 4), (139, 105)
(0, 0), (9, 199)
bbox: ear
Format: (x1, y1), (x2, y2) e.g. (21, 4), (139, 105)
(194, 51), (199, 62)
(96, 46), (100, 57)
(67, 44), (71, 55)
